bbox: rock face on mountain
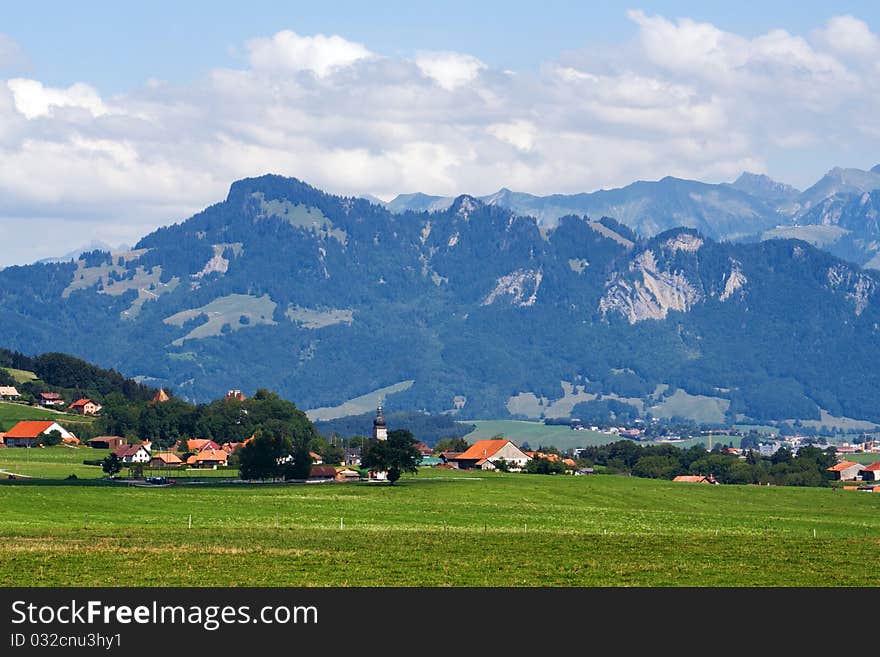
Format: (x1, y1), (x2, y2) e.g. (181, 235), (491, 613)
(2, 175), (880, 423)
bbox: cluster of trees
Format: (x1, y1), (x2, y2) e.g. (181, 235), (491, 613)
(0, 349), (158, 409)
(576, 440), (838, 487)
(235, 427), (420, 485)
(97, 388), (318, 449)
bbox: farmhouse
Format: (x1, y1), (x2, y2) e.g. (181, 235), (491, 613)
(827, 461), (866, 481)
(113, 444), (151, 464)
(69, 398), (102, 416)
(226, 389), (246, 401)
(309, 465), (337, 481)
(39, 392), (64, 407)
(3, 421), (74, 447)
(88, 436), (127, 450)
(0, 386), (20, 399)
(861, 463), (880, 481)
(454, 439), (531, 471)
(185, 438), (220, 452)
(414, 442), (433, 458)
(186, 448), (227, 469)
(335, 467), (361, 481)
(150, 452), (182, 468)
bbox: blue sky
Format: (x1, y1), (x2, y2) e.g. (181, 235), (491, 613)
(1, 2), (880, 264)
(5, 2), (879, 90)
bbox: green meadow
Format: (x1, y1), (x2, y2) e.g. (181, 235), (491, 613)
(0, 445), (232, 480)
(1, 461), (880, 587)
(0, 401), (96, 432)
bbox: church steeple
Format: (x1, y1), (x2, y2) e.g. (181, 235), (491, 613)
(373, 403), (387, 441)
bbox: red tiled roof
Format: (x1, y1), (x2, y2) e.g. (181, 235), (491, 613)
(457, 439), (511, 461)
(5, 421), (56, 438)
(828, 461), (861, 471)
(70, 398), (93, 408)
(151, 452), (182, 464)
(863, 463), (880, 471)
(190, 448), (227, 463)
(186, 439), (220, 452)
(309, 465), (337, 478)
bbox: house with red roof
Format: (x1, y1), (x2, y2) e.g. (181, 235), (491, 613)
(308, 465), (338, 481)
(454, 439), (531, 471)
(186, 448), (228, 469)
(150, 452), (183, 468)
(3, 421), (74, 447)
(859, 462), (880, 481)
(183, 438), (220, 453)
(414, 442), (433, 458)
(0, 386), (20, 399)
(38, 392), (64, 407)
(88, 436), (127, 450)
(69, 398), (102, 416)
(827, 461), (866, 481)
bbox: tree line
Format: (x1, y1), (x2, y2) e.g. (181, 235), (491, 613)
(576, 440), (839, 487)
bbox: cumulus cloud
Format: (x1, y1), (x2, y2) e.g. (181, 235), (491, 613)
(415, 51), (486, 90)
(816, 15), (880, 57)
(7, 78), (108, 119)
(1, 13), (880, 266)
(487, 120), (537, 152)
(246, 30), (372, 76)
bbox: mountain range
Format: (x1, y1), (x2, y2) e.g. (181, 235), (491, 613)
(383, 164), (880, 268)
(2, 166), (880, 426)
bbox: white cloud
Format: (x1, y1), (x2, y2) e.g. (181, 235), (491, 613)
(7, 78), (108, 119)
(627, 9), (847, 84)
(1, 15), (880, 265)
(415, 51), (486, 90)
(487, 120), (536, 152)
(816, 15), (880, 57)
(246, 30), (372, 77)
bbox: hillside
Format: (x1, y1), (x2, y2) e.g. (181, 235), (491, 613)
(3, 175), (880, 424)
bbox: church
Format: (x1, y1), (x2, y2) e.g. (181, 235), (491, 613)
(369, 404), (389, 480)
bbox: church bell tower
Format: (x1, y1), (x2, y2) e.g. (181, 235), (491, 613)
(373, 404), (388, 441)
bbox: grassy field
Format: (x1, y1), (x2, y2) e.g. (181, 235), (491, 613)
(2, 465), (880, 586)
(0, 446), (236, 480)
(0, 401), (97, 432)
(834, 452), (880, 465)
(3, 367), (37, 384)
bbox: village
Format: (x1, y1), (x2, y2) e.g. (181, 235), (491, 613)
(0, 381), (877, 489)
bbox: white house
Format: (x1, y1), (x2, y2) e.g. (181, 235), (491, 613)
(113, 444), (152, 464)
